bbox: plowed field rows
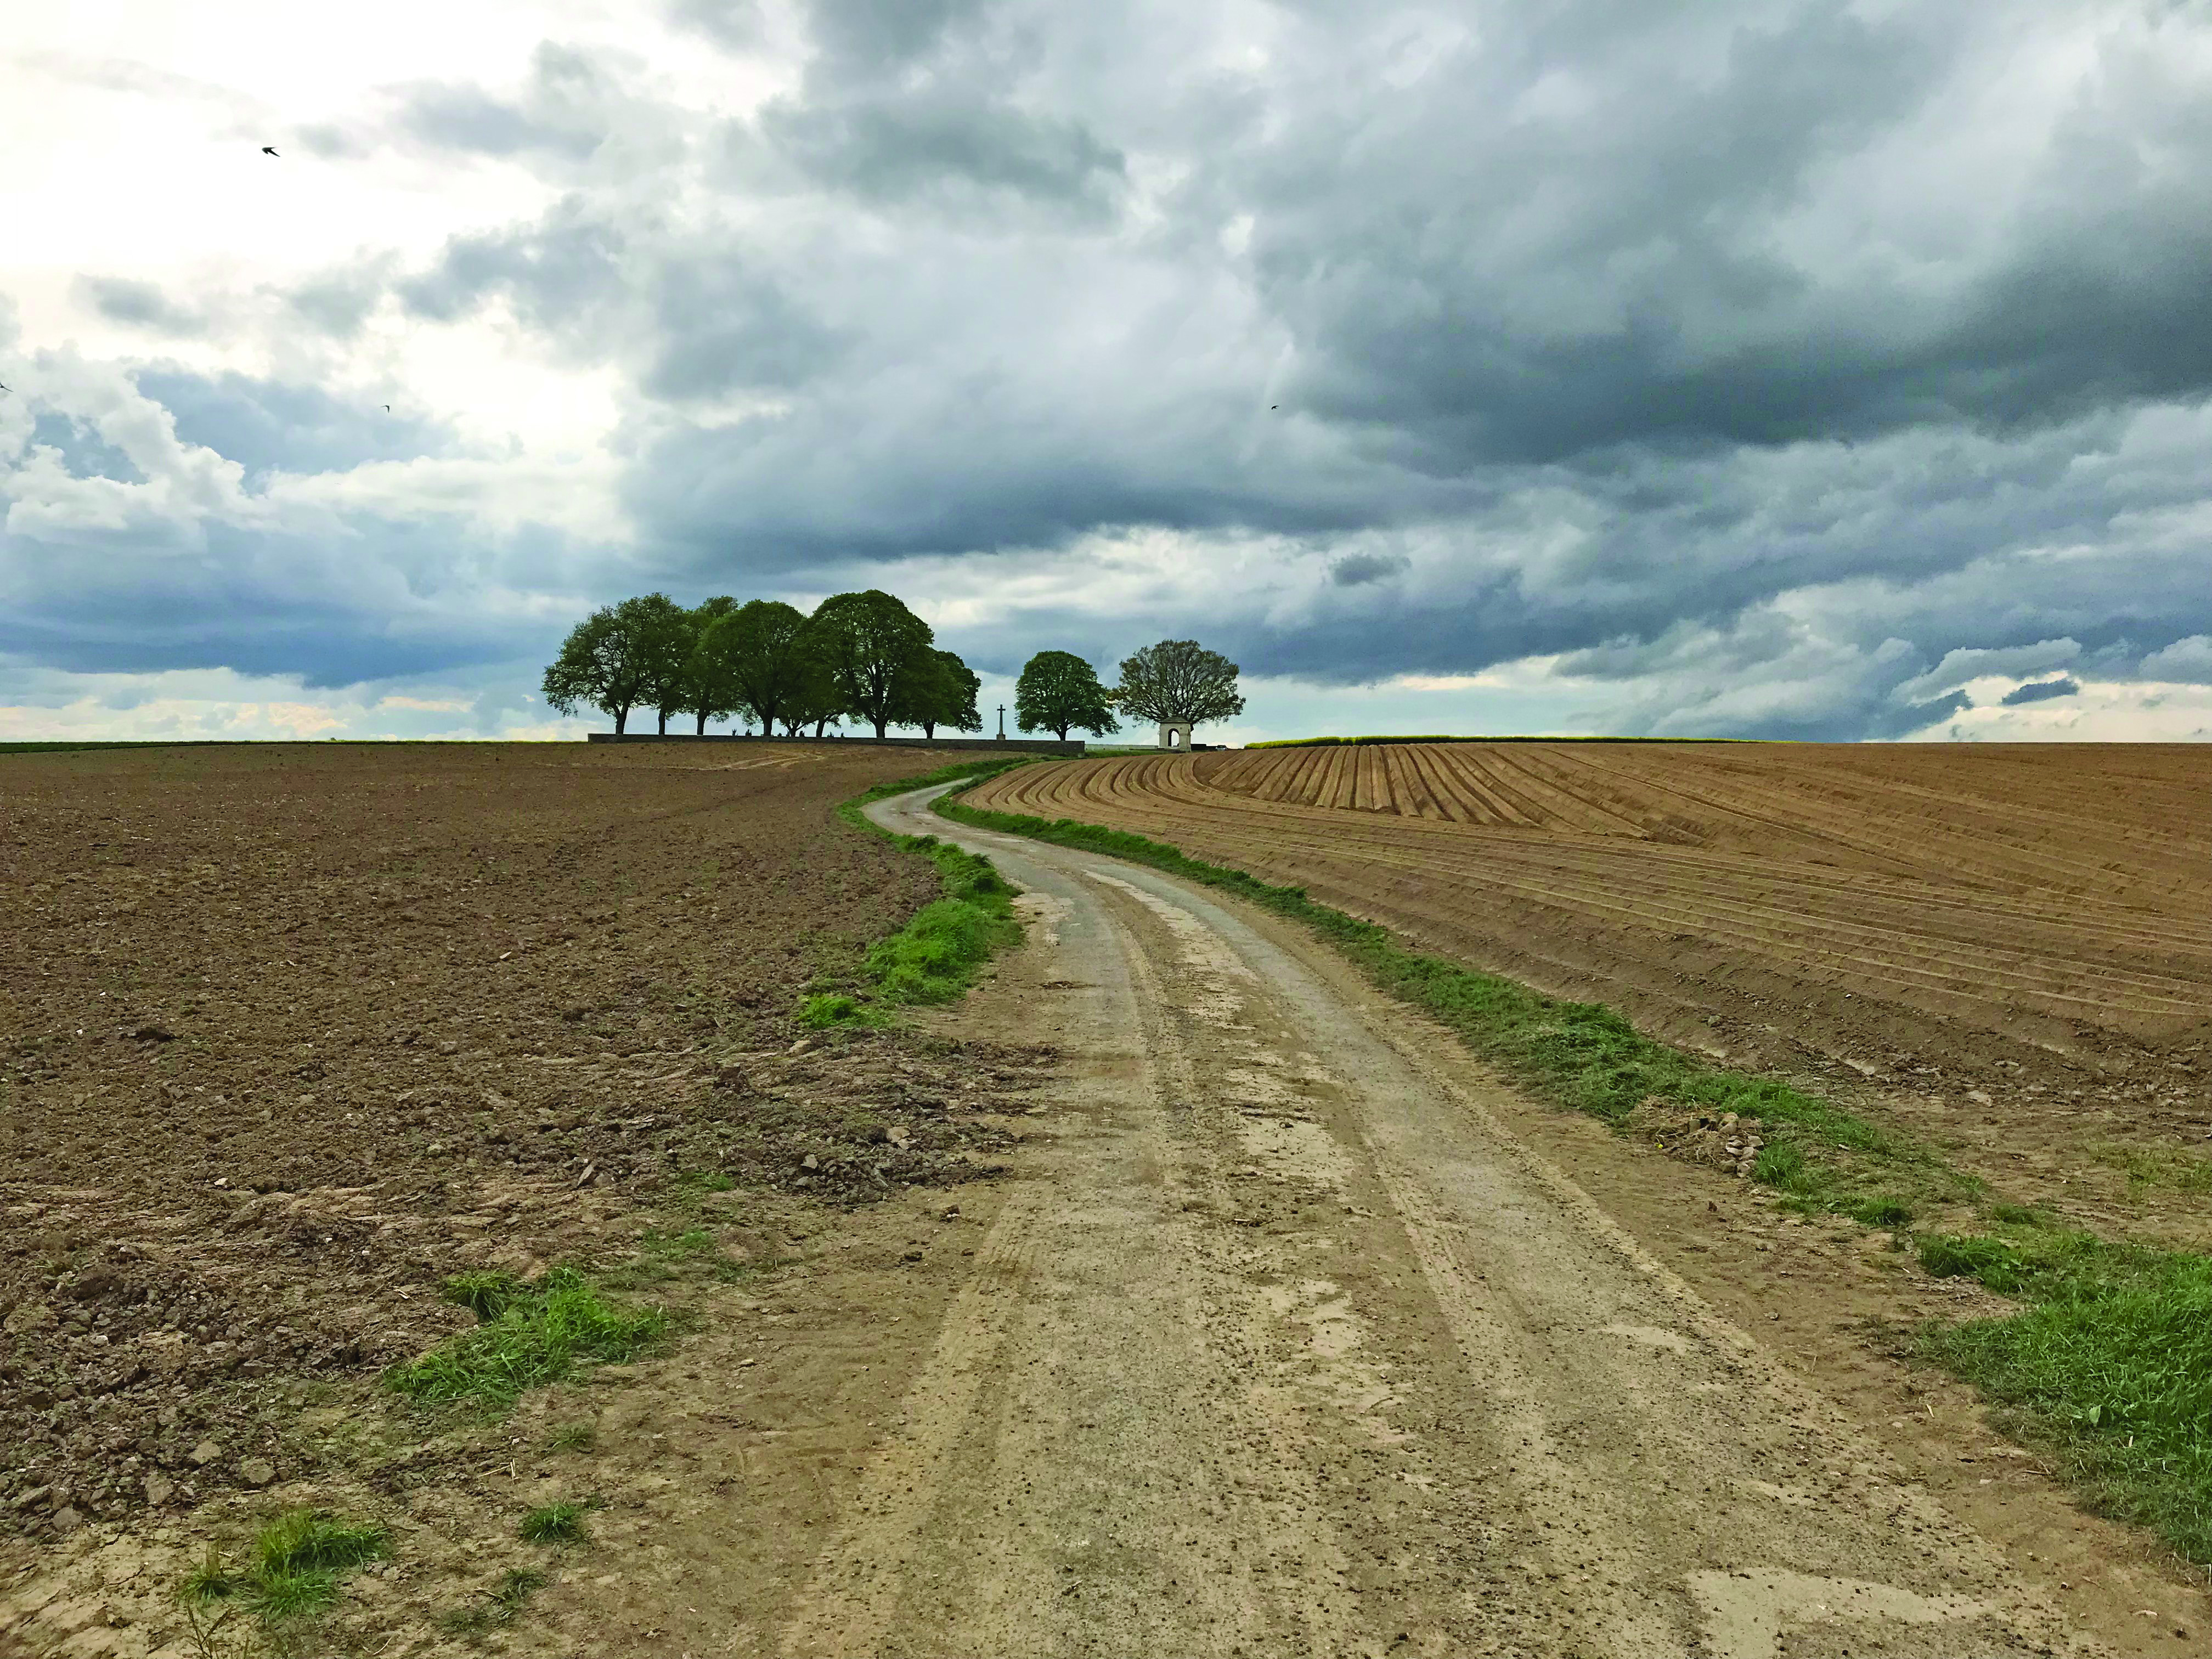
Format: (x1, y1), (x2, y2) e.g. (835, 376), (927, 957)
(968, 743), (2212, 1114)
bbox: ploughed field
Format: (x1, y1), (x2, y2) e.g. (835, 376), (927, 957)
(968, 743), (2212, 1203)
(0, 742), (1042, 1542)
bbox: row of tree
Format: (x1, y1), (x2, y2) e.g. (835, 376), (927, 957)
(541, 587), (1246, 742)
(540, 589), (978, 738)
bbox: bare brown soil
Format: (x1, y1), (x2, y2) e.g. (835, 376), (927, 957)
(967, 743), (2212, 1243)
(0, 742), (1048, 1561)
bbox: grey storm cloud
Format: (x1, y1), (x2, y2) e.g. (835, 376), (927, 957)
(757, 92), (1126, 217)
(392, 44), (620, 163)
(284, 262), (392, 340)
(1329, 552), (1407, 588)
(75, 276), (207, 337)
(129, 368), (450, 478)
(7, 0), (2212, 734)
(2001, 676), (2080, 706)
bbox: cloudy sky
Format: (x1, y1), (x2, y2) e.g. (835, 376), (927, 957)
(4, 0), (2209, 743)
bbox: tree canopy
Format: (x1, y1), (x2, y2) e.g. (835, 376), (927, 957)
(672, 595), (746, 734)
(696, 599), (815, 736)
(808, 589), (936, 738)
(1113, 639), (1245, 730)
(1015, 650), (1121, 741)
(896, 647), (983, 739)
(540, 594), (693, 735)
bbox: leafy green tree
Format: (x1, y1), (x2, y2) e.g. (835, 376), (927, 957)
(927, 650), (982, 739)
(1014, 650), (1121, 741)
(777, 651), (845, 737)
(540, 595), (689, 735)
(612, 592), (696, 735)
(696, 600), (817, 737)
(674, 595), (746, 734)
(1113, 639), (1245, 732)
(808, 589), (934, 738)
(895, 648), (983, 739)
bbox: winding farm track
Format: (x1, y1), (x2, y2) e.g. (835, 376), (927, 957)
(780, 783), (2111, 1658)
(966, 743), (2212, 1087)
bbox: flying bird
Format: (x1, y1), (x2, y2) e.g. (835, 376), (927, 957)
(383, 404), (391, 411)
(261, 146), (279, 156)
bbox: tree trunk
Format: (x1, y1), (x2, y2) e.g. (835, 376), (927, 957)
(873, 717), (888, 738)
(814, 716), (830, 737)
(695, 710), (708, 735)
(922, 721), (936, 738)
(1056, 724), (1070, 741)
(656, 708), (669, 735)
(613, 705), (629, 735)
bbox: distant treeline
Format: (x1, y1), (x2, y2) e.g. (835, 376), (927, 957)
(545, 591), (1249, 744)
(543, 590), (983, 739)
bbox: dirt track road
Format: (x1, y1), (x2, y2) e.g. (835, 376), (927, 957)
(821, 786), (2097, 1658)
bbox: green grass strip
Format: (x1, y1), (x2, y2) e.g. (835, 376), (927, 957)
(385, 1268), (667, 1409)
(934, 781), (2212, 1566)
(806, 758), (1039, 1026)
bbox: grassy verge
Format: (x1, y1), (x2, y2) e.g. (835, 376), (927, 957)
(801, 758), (1038, 1027)
(1915, 1223), (2212, 1560)
(385, 1268), (667, 1411)
(179, 1508), (390, 1634)
(935, 782), (2212, 1567)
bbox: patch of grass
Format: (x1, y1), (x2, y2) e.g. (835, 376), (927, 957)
(518, 1499), (596, 1544)
(672, 1168), (735, 1197)
(1842, 1194), (1916, 1228)
(2090, 1141), (2212, 1194)
(862, 844), (1023, 1006)
(1918, 1224), (2212, 1561)
(816, 758), (1036, 1024)
(385, 1268), (667, 1410)
(440, 1567), (548, 1637)
(180, 1545), (244, 1606)
(546, 1421), (597, 1453)
(176, 1510), (389, 1633)
(642, 1226), (717, 1259)
(253, 1509), (389, 1580)
(443, 1269), (521, 1320)
(799, 990), (871, 1028)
